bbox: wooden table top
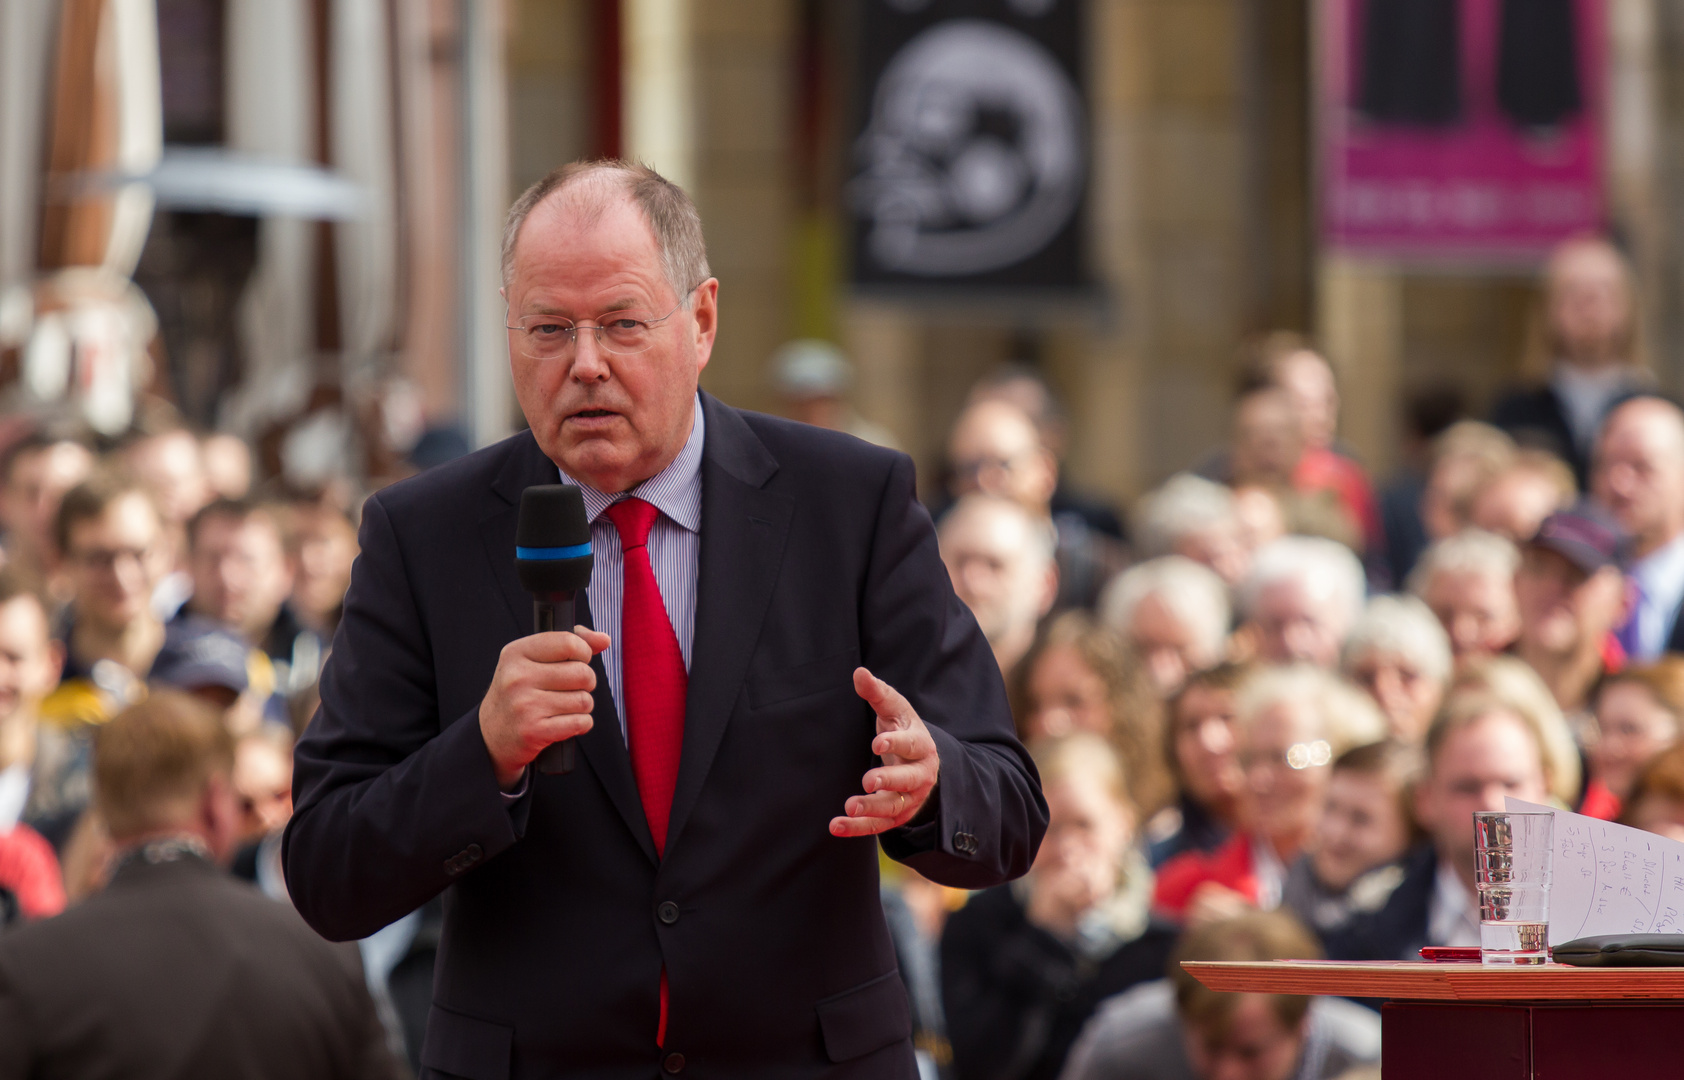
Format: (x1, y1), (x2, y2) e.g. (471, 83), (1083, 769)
(1180, 960), (1684, 1001)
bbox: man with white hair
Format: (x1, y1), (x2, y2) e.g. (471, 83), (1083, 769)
(1133, 475), (1250, 587)
(1407, 529), (1522, 663)
(1238, 537), (1366, 669)
(938, 494), (1058, 678)
(1342, 595), (1452, 743)
(1099, 557), (1230, 696)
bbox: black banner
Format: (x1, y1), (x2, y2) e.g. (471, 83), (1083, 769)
(848, 0), (1088, 292)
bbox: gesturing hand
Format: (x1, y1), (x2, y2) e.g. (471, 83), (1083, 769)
(479, 626), (611, 790)
(829, 667), (941, 838)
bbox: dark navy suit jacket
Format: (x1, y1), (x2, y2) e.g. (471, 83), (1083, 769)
(283, 393), (1047, 1080)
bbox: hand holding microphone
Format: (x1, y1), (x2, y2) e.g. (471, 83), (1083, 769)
(478, 486), (602, 791)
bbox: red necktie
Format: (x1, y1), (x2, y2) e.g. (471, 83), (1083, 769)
(604, 497), (688, 855)
(603, 497), (687, 1049)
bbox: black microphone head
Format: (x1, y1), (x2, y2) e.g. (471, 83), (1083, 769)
(516, 485), (594, 593)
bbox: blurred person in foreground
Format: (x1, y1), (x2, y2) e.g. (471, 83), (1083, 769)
(0, 431), (94, 591)
(1407, 529), (1521, 664)
(1468, 449), (1577, 543)
(1099, 556), (1231, 697)
(1134, 474), (1251, 588)
(1059, 911), (1380, 1080)
(1491, 235), (1649, 487)
(1154, 667), (1385, 922)
(1280, 742), (1419, 938)
(947, 398), (1121, 610)
(1582, 660), (1684, 821)
(1618, 741), (1684, 842)
(1510, 506), (1629, 718)
(1324, 686), (1553, 959)
(1340, 595), (1451, 744)
(1011, 610), (1175, 820)
(1148, 664), (1250, 869)
(1594, 396), (1684, 661)
(943, 734), (1175, 1080)
(0, 570), (66, 924)
(771, 339), (899, 449)
(182, 499), (323, 702)
(0, 691), (401, 1079)
(1236, 537), (1366, 669)
(941, 493), (1059, 679)
(967, 365), (1126, 542)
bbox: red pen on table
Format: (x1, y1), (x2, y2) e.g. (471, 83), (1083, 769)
(1419, 946), (1482, 962)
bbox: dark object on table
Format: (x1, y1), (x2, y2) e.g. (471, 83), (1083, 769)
(1553, 933), (1684, 967)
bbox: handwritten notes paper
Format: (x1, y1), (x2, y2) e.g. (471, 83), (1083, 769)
(1506, 798), (1684, 946)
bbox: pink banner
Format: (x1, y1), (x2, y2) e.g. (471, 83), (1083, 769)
(1321, 0), (1605, 263)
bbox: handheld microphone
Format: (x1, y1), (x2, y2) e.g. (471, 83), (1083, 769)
(515, 484), (595, 775)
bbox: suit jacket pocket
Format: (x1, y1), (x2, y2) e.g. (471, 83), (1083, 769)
(746, 648), (860, 711)
(419, 1002), (513, 1080)
(815, 970), (913, 1063)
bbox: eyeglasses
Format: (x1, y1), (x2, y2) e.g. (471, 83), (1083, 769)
(1238, 740), (1333, 772)
(505, 291), (693, 360)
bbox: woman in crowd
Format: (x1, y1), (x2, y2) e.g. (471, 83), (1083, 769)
(941, 734), (1176, 1080)
(1581, 659), (1684, 820)
(1153, 665), (1387, 921)
(1281, 741), (1421, 936)
(1010, 611), (1175, 819)
(1620, 742), (1684, 842)
(1341, 594), (1452, 743)
(1147, 663), (1249, 868)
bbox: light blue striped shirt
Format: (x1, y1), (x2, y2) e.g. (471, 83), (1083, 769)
(559, 395), (704, 740)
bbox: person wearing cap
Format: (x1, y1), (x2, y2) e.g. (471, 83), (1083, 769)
(150, 615), (281, 734)
(771, 339), (899, 450)
(1510, 505), (1631, 720)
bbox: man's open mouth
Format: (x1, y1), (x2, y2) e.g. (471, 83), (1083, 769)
(571, 409), (616, 419)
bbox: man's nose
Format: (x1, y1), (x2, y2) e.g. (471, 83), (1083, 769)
(569, 331), (611, 380)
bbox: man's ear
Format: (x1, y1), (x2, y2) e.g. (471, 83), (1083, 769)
(690, 278), (719, 373)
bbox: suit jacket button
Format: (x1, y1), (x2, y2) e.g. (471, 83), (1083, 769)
(663, 1051), (685, 1073)
(954, 831), (978, 855)
(464, 843), (483, 863)
(657, 901), (680, 925)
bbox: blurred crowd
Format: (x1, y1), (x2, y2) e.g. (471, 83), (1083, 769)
(1, 232), (1682, 1079)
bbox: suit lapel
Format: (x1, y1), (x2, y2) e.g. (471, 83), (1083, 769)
(664, 396), (793, 854)
(481, 432), (657, 863)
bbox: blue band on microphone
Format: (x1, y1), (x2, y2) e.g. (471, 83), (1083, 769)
(516, 543), (592, 561)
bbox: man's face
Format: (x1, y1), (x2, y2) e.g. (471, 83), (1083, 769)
(1421, 569), (1519, 662)
(1183, 996), (1306, 1080)
(1314, 769), (1412, 892)
(1275, 351), (1338, 451)
(1469, 472), (1564, 543)
(1513, 547), (1624, 659)
(125, 431), (210, 525)
(1346, 648), (1443, 743)
(0, 596), (61, 726)
(0, 442), (93, 561)
(1548, 241), (1631, 362)
(1593, 402), (1684, 554)
(939, 506), (1052, 655)
(1417, 711), (1549, 881)
(1175, 524), (1250, 588)
(946, 402), (1057, 514)
(1231, 391), (1302, 486)
(291, 507), (358, 623)
(1128, 592), (1209, 696)
(189, 514), (293, 641)
(505, 193), (717, 494)
(64, 494), (167, 632)
(1250, 579), (1344, 668)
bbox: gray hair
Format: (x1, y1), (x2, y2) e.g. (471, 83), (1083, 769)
(1237, 535), (1366, 632)
(1342, 594), (1453, 685)
(1235, 664), (1387, 758)
(1098, 556), (1231, 665)
(500, 159), (712, 303)
(937, 494), (1056, 569)
(1406, 528), (1520, 596)
(1133, 474), (1238, 558)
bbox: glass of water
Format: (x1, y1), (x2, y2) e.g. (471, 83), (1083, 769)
(1473, 810), (1554, 964)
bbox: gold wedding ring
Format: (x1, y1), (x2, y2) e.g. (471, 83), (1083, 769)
(896, 793), (906, 813)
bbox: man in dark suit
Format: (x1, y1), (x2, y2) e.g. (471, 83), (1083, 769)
(283, 160), (1046, 1079)
(0, 691), (399, 1079)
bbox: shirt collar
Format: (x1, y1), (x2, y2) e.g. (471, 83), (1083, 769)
(1633, 529), (1684, 589)
(1427, 859), (1480, 948)
(560, 395), (705, 534)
